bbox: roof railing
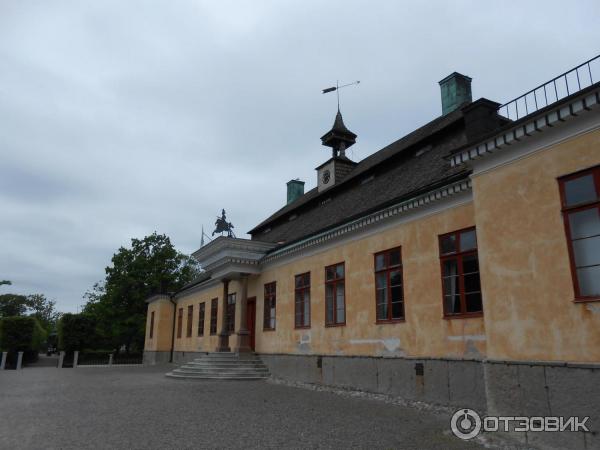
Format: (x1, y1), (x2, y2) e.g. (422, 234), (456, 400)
(497, 54), (600, 121)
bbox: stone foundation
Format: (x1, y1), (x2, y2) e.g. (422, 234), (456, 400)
(260, 353), (600, 450)
(142, 351), (171, 365)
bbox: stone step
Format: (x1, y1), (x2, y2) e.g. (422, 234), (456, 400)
(173, 370), (269, 376)
(176, 366), (269, 372)
(166, 352), (270, 381)
(183, 366), (267, 372)
(193, 360), (263, 365)
(166, 372), (268, 380)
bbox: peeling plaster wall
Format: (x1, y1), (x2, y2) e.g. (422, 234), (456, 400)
(251, 202), (484, 359)
(472, 128), (600, 362)
(144, 297), (174, 352)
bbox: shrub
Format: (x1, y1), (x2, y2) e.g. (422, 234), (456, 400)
(0, 316), (46, 364)
(57, 313), (96, 352)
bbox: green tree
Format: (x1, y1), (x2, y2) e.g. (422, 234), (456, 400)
(83, 232), (200, 352)
(0, 280), (11, 287)
(26, 294), (60, 330)
(0, 294), (29, 317)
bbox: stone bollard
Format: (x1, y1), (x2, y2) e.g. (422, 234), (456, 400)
(58, 351), (65, 368)
(16, 352), (23, 370)
(73, 351), (79, 368)
(108, 353), (114, 367)
(0, 352), (7, 370)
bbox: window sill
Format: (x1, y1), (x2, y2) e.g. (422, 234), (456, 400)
(262, 327), (276, 332)
(443, 312), (483, 319)
(294, 326), (311, 330)
(376, 319), (406, 324)
(574, 296), (600, 303)
(325, 322), (346, 327)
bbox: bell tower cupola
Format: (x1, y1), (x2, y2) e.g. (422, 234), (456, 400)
(316, 109), (358, 192)
(320, 109), (357, 158)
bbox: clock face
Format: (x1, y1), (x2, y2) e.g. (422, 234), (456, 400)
(322, 169), (331, 184)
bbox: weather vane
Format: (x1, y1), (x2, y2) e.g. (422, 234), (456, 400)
(322, 80), (360, 109)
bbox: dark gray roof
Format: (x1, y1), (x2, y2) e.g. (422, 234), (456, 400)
(249, 100), (505, 246)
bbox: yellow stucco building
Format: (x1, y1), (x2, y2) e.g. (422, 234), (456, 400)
(145, 59), (600, 448)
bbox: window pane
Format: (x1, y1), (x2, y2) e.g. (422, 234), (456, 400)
(440, 234), (457, 254)
(572, 236), (600, 267)
(460, 229), (477, 251)
(564, 174), (597, 206)
(376, 272), (386, 289)
(326, 284), (334, 322)
(391, 286), (403, 303)
(464, 273), (481, 293)
(465, 292), (483, 313)
(389, 249), (401, 267)
(443, 276), (459, 296)
(377, 300), (388, 321)
(303, 291), (310, 325)
(295, 276), (302, 289)
(577, 265), (600, 297)
(569, 208), (600, 239)
(326, 267), (335, 281)
(336, 264), (344, 279)
(443, 259), (458, 277)
(376, 287), (387, 306)
(391, 301), (404, 319)
(462, 254), (479, 274)
(445, 295), (461, 314)
(336, 284), (345, 323)
(375, 254), (385, 271)
(389, 270), (402, 287)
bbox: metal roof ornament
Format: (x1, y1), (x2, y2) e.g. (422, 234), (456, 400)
(213, 209), (236, 238)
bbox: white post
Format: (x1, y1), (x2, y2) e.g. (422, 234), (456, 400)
(73, 351), (79, 368)
(0, 352), (7, 370)
(108, 353), (114, 366)
(16, 352), (23, 370)
(58, 351), (65, 368)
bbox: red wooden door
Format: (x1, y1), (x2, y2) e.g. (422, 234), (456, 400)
(247, 297), (256, 351)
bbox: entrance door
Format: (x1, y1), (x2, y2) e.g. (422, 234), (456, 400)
(247, 297), (256, 351)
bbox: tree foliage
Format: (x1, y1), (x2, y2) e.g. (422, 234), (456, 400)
(57, 313), (96, 352)
(0, 316), (46, 363)
(82, 232), (200, 352)
(0, 292), (60, 332)
(0, 294), (29, 317)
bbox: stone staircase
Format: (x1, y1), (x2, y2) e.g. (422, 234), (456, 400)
(165, 352), (270, 380)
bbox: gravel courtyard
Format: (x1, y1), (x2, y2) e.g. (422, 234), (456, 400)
(0, 365), (485, 449)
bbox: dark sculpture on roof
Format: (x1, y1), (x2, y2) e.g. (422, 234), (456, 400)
(213, 209), (235, 238)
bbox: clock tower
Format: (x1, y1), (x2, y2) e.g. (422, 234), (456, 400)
(317, 109), (358, 192)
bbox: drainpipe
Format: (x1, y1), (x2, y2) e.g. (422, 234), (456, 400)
(168, 293), (176, 363)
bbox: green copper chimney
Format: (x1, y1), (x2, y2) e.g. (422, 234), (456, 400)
(286, 179), (305, 205)
(439, 72), (472, 115)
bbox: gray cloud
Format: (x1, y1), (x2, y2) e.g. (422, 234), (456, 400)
(1, 0), (598, 311)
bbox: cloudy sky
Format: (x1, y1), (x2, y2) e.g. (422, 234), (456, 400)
(1, 1), (598, 312)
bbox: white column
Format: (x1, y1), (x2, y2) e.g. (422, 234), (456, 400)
(16, 352), (23, 370)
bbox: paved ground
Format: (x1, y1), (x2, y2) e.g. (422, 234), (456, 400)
(0, 365), (485, 449)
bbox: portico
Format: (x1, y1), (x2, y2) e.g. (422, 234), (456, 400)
(191, 237), (275, 353)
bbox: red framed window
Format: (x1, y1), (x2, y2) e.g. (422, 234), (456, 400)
(227, 293), (236, 333)
(197, 302), (205, 337)
(263, 282), (276, 330)
(374, 247), (404, 322)
(176, 307), (183, 338)
(186, 305), (193, 337)
(149, 311), (155, 339)
(439, 227), (483, 317)
(210, 298), (218, 335)
(325, 262), (345, 326)
(558, 165), (600, 301)
(295, 273), (311, 328)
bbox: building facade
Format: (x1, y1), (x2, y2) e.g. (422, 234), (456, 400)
(145, 60), (600, 448)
